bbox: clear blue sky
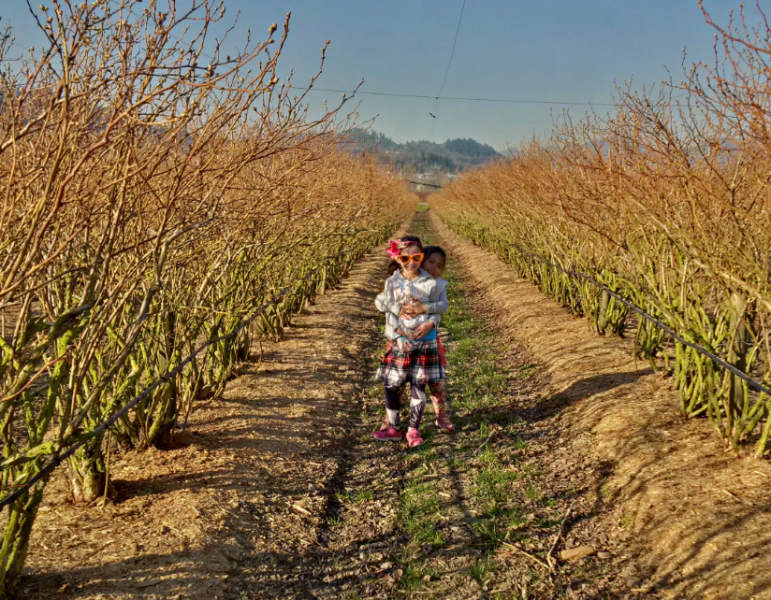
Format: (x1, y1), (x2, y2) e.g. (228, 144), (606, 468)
(0, 1), (746, 150)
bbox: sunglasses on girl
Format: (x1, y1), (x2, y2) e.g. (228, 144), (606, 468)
(396, 253), (424, 265)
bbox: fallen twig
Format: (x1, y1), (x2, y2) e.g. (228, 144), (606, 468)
(519, 575), (529, 600)
(722, 489), (754, 507)
(473, 432), (495, 455)
(83, 539), (115, 560)
(546, 503), (574, 570)
(292, 503), (311, 516)
(501, 542), (550, 570)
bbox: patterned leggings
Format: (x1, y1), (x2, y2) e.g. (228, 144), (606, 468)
(385, 384), (426, 429)
(384, 379), (449, 429)
(428, 379), (448, 414)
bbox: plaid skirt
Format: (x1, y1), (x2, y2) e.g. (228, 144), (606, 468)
(376, 338), (446, 387)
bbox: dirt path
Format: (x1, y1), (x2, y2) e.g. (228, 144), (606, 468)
(18, 211), (771, 600)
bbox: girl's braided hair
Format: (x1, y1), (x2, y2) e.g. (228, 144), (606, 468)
(387, 235), (423, 277)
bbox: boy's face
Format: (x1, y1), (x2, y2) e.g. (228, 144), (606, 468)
(422, 253), (446, 279)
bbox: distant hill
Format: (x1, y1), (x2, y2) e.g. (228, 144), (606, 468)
(347, 129), (501, 175)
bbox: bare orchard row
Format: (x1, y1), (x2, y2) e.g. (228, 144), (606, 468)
(0, 2), (411, 596)
(434, 4), (771, 459)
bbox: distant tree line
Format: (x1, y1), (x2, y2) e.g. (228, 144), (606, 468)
(346, 129), (501, 174)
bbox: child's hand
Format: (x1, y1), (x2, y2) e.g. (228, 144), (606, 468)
(395, 328), (412, 352)
(410, 301), (428, 315)
(398, 326), (416, 340)
(411, 321), (434, 339)
(400, 300), (427, 318)
(399, 303), (417, 318)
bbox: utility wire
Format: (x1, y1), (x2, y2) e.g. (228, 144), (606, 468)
(432, 0), (467, 139)
(301, 86), (618, 108)
(438, 0), (467, 99)
(60, 9), (615, 111)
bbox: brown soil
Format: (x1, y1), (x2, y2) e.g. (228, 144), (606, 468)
(16, 212), (771, 600)
(432, 211), (771, 600)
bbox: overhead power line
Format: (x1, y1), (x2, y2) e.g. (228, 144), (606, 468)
(431, 0), (467, 139)
(301, 86), (618, 108)
(438, 0), (467, 99)
(99, 10), (616, 111)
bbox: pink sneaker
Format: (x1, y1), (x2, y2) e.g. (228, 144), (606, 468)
(435, 412), (455, 433)
(406, 428), (424, 447)
(373, 425), (402, 441)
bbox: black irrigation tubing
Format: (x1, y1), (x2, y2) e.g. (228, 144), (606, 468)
(0, 248), (358, 511)
(407, 181), (443, 189)
(502, 239), (771, 398)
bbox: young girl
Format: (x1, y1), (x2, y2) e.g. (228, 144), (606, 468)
(374, 237), (446, 447)
(420, 246), (454, 432)
(379, 246), (455, 433)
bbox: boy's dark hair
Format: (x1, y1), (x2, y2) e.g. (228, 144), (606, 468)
(387, 235), (423, 276)
(421, 246), (447, 266)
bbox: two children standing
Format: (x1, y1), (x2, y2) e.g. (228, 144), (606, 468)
(373, 236), (453, 447)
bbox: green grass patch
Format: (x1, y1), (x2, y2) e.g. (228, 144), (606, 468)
(336, 489), (375, 504)
(400, 563), (441, 591)
(468, 557), (494, 586)
(402, 481), (446, 546)
(388, 214), (557, 593)
(355, 489), (374, 502)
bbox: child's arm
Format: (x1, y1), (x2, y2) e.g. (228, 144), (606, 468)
(375, 279), (402, 316)
(395, 326), (412, 352)
(400, 283), (448, 319)
(410, 318), (436, 340)
(385, 313), (400, 340)
(415, 284), (447, 331)
(425, 284), (448, 315)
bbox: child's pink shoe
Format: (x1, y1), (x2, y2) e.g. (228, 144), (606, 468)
(406, 427), (424, 447)
(373, 425), (402, 441)
(435, 413), (455, 432)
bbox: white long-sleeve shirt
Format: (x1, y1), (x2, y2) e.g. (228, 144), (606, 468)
(375, 270), (449, 340)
